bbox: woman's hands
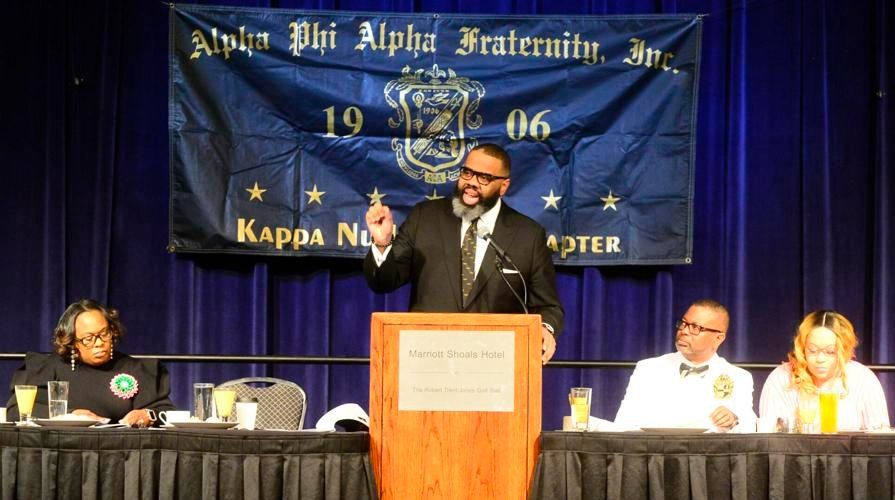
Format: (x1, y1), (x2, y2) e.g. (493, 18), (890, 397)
(71, 409), (105, 421)
(72, 408), (155, 427)
(122, 409), (155, 428)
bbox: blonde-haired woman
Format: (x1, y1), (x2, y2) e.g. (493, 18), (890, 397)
(759, 310), (889, 431)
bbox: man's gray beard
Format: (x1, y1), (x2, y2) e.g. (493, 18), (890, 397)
(452, 185), (502, 221)
(452, 196), (486, 221)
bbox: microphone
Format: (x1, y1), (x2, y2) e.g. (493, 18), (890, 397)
(478, 231), (514, 266)
(477, 229), (528, 314)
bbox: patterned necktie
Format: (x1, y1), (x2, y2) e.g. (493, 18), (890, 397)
(679, 363), (709, 378)
(461, 219), (478, 303)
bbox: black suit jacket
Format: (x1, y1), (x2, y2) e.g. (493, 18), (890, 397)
(6, 352), (176, 422)
(363, 198), (564, 335)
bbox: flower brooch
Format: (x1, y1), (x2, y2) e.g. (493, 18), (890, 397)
(110, 373), (139, 400)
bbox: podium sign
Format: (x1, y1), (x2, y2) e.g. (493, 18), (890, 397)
(398, 329), (515, 412)
(370, 313), (542, 500)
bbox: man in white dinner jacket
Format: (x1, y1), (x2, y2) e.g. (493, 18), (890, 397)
(614, 299), (756, 432)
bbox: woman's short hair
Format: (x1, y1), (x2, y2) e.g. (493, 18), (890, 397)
(787, 310), (857, 395)
(53, 299), (125, 358)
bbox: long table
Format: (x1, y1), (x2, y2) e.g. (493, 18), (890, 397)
(0, 425), (377, 499)
(531, 431), (895, 500)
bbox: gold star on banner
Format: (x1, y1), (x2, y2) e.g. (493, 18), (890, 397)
(367, 187), (387, 205)
(425, 188), (444, 201)
(541, 190), (562, 210)
(245, 182), (267, 202)
(601, 190), (621, 211)
(305, 184), (325, 205)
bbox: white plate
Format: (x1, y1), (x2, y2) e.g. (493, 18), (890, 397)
(34, 418), (99, 427)
(640, 427), (709, 434)
(169, 421), (237, 430)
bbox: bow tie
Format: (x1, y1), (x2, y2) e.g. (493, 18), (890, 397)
(679, 363), (709, 378)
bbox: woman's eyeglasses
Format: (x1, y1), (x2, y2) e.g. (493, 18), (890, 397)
(76, 329), (112, 347)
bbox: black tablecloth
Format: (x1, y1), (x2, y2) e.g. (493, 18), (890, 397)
(0, 426), (377, 500)
(531, 431), (895, 500)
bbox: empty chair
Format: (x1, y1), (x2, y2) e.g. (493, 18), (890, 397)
(217, 377), (307, 430)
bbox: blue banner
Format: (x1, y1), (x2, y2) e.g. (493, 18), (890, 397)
(169, 5), (702, 265)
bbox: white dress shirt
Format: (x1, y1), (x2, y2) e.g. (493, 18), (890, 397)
(614, 352), (757, 432)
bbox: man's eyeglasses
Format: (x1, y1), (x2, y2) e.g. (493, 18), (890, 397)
(675, 319), (724, 336)
(458, 166), (508, 186)
(76, 329), (112, 347)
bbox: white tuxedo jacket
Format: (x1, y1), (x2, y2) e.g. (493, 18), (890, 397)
(614, 352), (756, 432)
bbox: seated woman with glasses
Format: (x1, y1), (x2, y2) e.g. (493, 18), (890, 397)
(6, 299), (175, 427)
(759, 310), (890, 431)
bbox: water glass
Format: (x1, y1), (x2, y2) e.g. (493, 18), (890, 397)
(568, 387), (592, 431)
(193, 383), (215, 422)
(775, 416), (795, 433)
(48, 381), (70, 418)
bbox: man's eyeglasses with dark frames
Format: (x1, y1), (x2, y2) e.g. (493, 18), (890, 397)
(675, 319), (724, 336)
(76, 329), (112, 347)
(458, 166), (508, 186)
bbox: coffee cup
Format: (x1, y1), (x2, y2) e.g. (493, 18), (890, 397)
(0, 407), (6, 423)
(235, 401), (258, 430)
(562, 415), (574, 431)
(159, 410), (192, 425)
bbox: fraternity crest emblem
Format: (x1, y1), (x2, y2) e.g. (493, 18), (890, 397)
(713, 374), (734, 400)
(385, 65), (485, 184)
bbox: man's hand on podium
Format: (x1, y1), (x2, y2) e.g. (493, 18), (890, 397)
(541, 326), (556, 364)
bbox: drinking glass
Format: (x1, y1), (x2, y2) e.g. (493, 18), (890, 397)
(194, 383), (215, 422)
(819, 388), (839, 434)
(15, 385), (38, 422)
(47, 381), (70, 418)
(213, 387), (237, 422)
(568, 387), (592, 431)
(797, 391), (818, 434)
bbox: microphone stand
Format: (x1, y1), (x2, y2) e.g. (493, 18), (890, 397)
(481, 233), (529, 314)
(494, 258), (529, 314)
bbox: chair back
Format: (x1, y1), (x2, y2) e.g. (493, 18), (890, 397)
(218, 377), (307, 430)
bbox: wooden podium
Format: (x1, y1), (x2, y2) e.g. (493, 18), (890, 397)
(369, 312), (542, 499)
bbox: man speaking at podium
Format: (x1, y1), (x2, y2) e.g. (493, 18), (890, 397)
(363, 143), (564, 363)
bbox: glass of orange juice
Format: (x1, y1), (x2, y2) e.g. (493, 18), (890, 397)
(213, 387), (237, 422)
(15, 385), (38, 422)
(819, 388), (838, 434)
(797, 391), (818, 434)
(568, 387), (592, 431)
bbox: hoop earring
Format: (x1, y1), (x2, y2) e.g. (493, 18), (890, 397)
(70, 348), (76, 371)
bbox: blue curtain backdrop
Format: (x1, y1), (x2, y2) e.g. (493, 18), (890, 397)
(0, 0), (891, 430)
